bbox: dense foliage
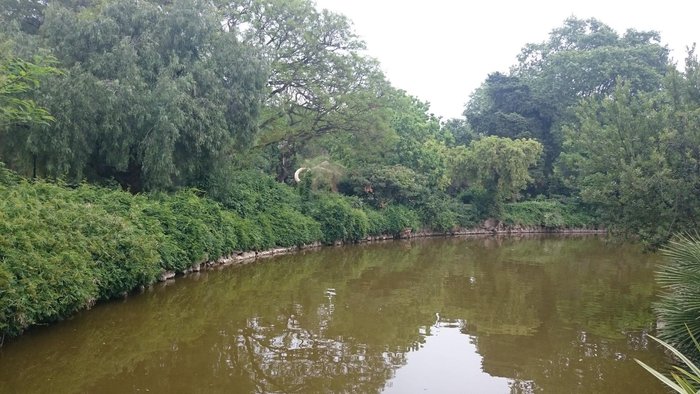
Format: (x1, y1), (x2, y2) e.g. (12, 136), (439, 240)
(559, 53), (700, 248)
(0, 54), (57, 127)
(0, 161), (598, 340)
(465, 17), (669, 194)
(1, 0), (266, 190)
(0, 0), (698, 349)
(462, 17), (698, 248)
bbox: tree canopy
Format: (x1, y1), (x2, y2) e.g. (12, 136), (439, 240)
(220, 0), (390, 181)
(0, 3), (696, 245)
(0, 54), (56, 127)
(559, 50), (700, 246)
(1, 0), (267, 190)
(465, 17), (670, 194)
(451, 136), (542, 215)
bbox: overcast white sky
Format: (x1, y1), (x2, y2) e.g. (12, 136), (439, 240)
(314, 0), (698, 119)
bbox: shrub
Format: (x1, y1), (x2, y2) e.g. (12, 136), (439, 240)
(417, 195), (459, 232)
(455, 203), (478, 228)
(347, 208), (370, 241)
(0, 181), (162, 337)
(257, 208), (322, 248)
(207, 169), (301, 216)
(339, 165), (428, 208)
(655, 234), (700, 362)
(503, 200), (595, 229)
(461, 186), (502, 219)
(306, 193), (369, 244)
(146, 191), (228, 270)
(0, 162), (20, 186)
(71, 185), (190, 271)
(364, 208), (389, 236)
(383, 204), (420, 236)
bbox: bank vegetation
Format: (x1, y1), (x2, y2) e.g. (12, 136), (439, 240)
(0, 0), (698, 354)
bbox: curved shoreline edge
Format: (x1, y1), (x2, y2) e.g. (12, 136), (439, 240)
(164, 226), (607, 281)
(0, 225), (605, 346)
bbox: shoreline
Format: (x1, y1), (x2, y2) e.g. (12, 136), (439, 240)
(0, 226), (605, 347)
(163, 226), (606, 281)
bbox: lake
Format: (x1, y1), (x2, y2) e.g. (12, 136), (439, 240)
(0, 236), (670, 393)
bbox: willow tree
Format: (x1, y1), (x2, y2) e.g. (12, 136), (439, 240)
(0, 0), (267, 190)
(0, 55), (56, 127)
(452, 136), (542, 216)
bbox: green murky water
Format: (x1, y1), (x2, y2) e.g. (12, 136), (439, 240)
(0, 236), (670, 393)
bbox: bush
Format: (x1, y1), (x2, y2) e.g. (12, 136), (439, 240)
(0, 167), (325, 339)
(0, 162), (20, 186)
(145, 191), (231, 270)
(503, 200), (596, 229)
(0, 181), (162, 337)
(258, 208), (322, 248)
(207, 169), (301, 216)
(419, 195), (460, 232)
(347, 208), (370, 241)
(364, 208), (389, 236)
(306, 193), (369, 244)
(339, 165), (428, 208)
(458, 186), (502, 219)
(455, 203), (478, 228)
(383, 204), (420, 236)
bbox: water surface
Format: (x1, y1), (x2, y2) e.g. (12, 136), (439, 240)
(0, 236), (670, 393)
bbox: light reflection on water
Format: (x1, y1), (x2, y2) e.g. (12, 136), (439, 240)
(384, 319), (513, 393)
(0, 236), (670, 393)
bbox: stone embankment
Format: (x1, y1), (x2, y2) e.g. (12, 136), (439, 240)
(156, 219), (605, 282)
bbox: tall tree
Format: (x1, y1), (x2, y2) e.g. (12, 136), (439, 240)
(465, 17), (671, 195)
(441, 118), (474, 147)
(558, 47), (700, 247)
(0, 0), (46, 34)
(515, 18), (669, 101)
(0, 54), (56, 127)
(219, 0), (390, 181)
(0, 0), (267, 190)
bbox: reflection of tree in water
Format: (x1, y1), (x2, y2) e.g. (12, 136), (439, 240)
(435, 237), (665, 393)
(470, 327), (661, 394)
(223, 296), (407, 393)
(0, 237), (668, 393)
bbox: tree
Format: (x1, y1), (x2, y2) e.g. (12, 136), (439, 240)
(515, 18), (669, 102)
(0, 51), (59, 180)
(452, 136), (542, 216)
(466, 73), (550, 141)
(465, 73), (552, 193)
(220, 0), (390, 181)
(0, 0), (46, 34)
(465, 17), (671, 195)
(0, 0), (267, 191)
(0, 55), (56, 127)
(384, 93), (451, 190)
(558, 63), (700, 247)
(441, 117), (474, 147)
